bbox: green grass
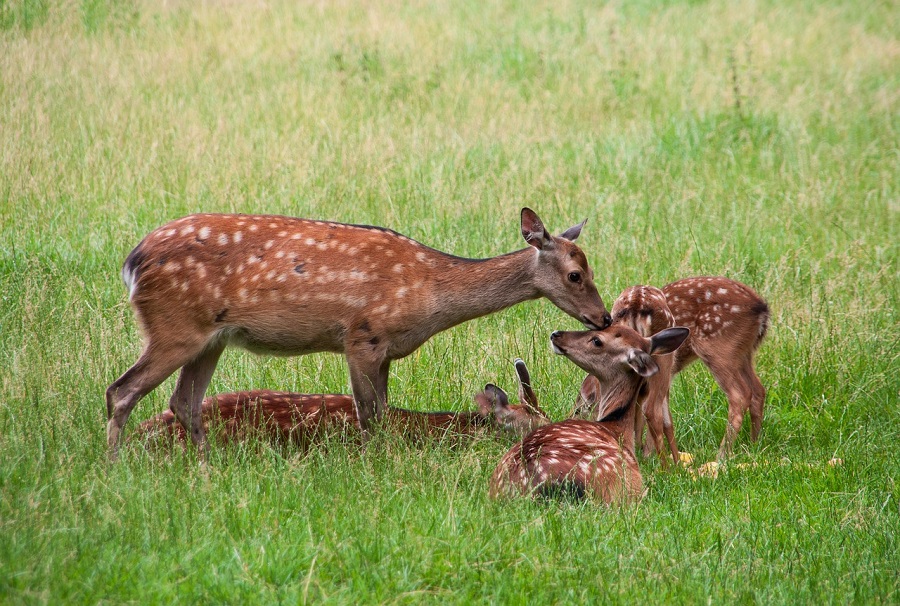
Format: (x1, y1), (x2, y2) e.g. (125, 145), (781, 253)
(1, 0), (897, 602)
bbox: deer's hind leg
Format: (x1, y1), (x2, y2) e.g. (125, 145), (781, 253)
(347, 349), (391, 435)
(169, 342), (225, 455)
(106, 340), (205, 458)
(743, 363), (766, 442)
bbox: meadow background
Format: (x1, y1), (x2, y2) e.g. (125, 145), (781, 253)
(1, 0), (897, 602)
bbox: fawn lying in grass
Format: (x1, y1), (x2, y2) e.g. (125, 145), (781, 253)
(489, 326), (689, 504)
(132, 361), (550, 449)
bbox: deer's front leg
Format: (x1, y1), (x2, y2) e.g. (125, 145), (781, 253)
(347, 351), (391, 434)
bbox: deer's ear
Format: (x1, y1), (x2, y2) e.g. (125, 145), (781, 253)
(649, 327), (689, 355)
(558, 219), (586, 242)
(521, 208), (553, 251)
(484, 383), (510, 410)
(626, 350), (659, 377)
(514, 359), (541, 413)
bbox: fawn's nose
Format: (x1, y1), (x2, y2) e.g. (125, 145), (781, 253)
(601, 312), (612, 329)
(550, 331), (562, 340)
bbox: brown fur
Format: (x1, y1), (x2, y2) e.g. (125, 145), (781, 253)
(578, 277), (769, 463)
(489, 326), (688, 504)
(132, 365), (550, 450)
(107, 209), (610, 457)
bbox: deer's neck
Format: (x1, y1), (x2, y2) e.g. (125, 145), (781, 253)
(428, 248), (539, 328)
(594, 376), (644, 453)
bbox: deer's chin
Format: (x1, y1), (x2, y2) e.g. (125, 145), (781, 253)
(581, 316), (602, 330)
(551, 342), (566, 355)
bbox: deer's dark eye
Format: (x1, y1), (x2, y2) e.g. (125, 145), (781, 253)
(591, 337), (602, 348)
(568, 272), (581, 283)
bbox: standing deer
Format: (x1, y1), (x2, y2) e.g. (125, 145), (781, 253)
(576, 277), (769, 463)
(489, 326), (689, 504)
(133, 362), (550, 448)
(106, 209), (609, 456)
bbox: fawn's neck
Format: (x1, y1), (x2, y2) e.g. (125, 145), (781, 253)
(594, 376), (644, 453)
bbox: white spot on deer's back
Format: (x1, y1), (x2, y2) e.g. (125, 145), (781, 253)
(198, 226), (210, 240)
(718, 288), (729, 295)
(393, 264), (404, 273)
(395, 287), (408, 298)
(180, 225), (195, 236)
(233, 231), (243, 243)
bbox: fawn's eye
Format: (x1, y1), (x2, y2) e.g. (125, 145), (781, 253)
(591, 337), (602, 348)
(568, 272), (581, 284)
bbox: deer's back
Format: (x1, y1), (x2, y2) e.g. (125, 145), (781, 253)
(123, 213), (454, 355)
(490, 420), (642, 504)
(663, 277), (769, 370)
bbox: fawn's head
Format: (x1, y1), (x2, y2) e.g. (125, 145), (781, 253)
(474, 384), (550, 435)
(520, 208), (611, 330)
(551, 326), (690, 385)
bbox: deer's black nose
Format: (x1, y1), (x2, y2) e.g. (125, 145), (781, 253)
(601, 313), (612, 329)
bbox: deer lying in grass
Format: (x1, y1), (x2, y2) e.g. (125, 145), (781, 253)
(132, 361), (550, 449)
(489, 326), (689, 504)
(108, 208), (611, 457)
(576, 277), (769, 464)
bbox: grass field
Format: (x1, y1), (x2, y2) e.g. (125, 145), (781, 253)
(1, 0), (898, 602)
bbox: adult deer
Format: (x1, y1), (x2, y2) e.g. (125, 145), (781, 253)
(576, 277), (769, 463)
(132, 361), (550, 448)
(489, 326), (689, 504)
(107, 209), (610, 455)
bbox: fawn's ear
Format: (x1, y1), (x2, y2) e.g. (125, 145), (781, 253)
(558, 218), (586, 242)
(484, 384), (510, 410)
(626, 350), (660, 378)
(514, 358), (541, 414)
(649, 327), (690, 355)
(521, 208), (553, 251)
